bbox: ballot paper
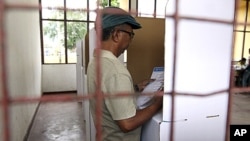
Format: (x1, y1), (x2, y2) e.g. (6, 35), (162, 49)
(150, 67), (164, 80)
(136, 67), (164, 109)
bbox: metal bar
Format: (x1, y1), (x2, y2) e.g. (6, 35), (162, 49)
(0, 1), (10, 141)
(1, 88), (247, 105)
(95, 1), (103, 141)
(169, 0), (179, 140)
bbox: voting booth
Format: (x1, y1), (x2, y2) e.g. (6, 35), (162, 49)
(139, 0), (235, 141)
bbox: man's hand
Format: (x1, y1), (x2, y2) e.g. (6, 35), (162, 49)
(136, 79), (155, 92)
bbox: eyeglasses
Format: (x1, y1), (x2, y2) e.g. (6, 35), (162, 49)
(118, 29), (135, 39)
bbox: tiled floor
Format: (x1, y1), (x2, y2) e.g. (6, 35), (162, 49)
(26, 92), (250, 141)
(230, 93), (250, 124)
(26, 93), (86, 141)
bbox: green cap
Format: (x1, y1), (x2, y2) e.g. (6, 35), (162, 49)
(101, 7), (142, 29)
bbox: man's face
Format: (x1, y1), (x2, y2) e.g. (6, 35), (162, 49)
(115, 24), (134, 55)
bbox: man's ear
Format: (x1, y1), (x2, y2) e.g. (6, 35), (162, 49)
(111, 30), (120, 43)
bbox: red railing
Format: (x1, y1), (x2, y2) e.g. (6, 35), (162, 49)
(1, 0), (250, 141)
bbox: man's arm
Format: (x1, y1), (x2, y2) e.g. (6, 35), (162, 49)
(116, 93), (163, 133)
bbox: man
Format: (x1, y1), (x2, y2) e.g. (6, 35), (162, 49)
(242, 58), (250, 87)
(237, 58), (247, 69)
(234, 58), (247, 86)
(87, 7), (163, 141)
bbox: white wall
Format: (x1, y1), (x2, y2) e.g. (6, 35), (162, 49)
(41, 0), (141, 93)
(0, 0), (42, 141)
(42, 64), (76, 93)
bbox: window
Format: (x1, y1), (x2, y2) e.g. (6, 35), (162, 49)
(138, 0), (169, 18)
(41, 0), (87, 64)
(234, 0), (250, 60)
(40, 0), (125, 64)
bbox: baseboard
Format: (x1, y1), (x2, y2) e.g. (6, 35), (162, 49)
(23, 102), (41, 141)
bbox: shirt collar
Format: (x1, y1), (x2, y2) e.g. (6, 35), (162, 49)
(93, 49), (117, 60)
